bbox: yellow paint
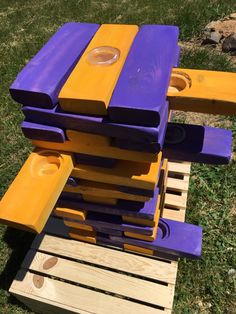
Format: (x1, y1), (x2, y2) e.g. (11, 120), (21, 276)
(0, 149), (73, 233)
(32, 130), (157, 163)
(82, 194), (117, 205)
(64, 180), (150, 202)
(69, 228), (97, 244)
(124, 244), (154, 256)
(72, 152), (162, 191)
(59, 24), (138, 115)
(168, 68), (236, 115)
(54, 207), (86, 221)
(64, 219), (93, 231)
(122, 194), (161, 227)
(124, 199), (161, 241)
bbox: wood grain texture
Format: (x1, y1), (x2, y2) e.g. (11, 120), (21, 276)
(32, 129), (158, 162)
(0, 149), (73, 233)
(59, 24), (138, 115)
(168, 68), (236, 115)
(72, 152), (162, 191)
(10, 23), (99, 108)
(108, 25), (179, 126)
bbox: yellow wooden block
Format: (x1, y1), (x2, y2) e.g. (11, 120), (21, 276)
(123, 194), (161, 227)
(124, 198), (161, 242)
(72, 152), (162, 191)
(59, 24), (138, 115)
(82, 194), (117, 205)
(168, 68), (236, 115)
(124, 244), (154, 256)
(0, 149), (73, 233)
(54, 207), (86, 221)
(32, 130), (157, 163)
(68, 228), (97, 244)
(64, 180), (150, 202)
(64, 219), (93, 231)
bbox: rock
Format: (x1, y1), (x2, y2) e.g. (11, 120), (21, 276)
(229, 13), (236, 20)
(205, 21), (218, 31)
(202, 31), (222, 45)
(222, 33), (236, 52)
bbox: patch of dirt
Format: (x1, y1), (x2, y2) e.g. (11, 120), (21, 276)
(206, 19), (236, 38)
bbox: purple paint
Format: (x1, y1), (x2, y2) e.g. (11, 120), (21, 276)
(74, 154), (117, 168)
(108, 25), (179, 126)
(22, 105), (164, 143)
(58, 186), (159, 220)
(112, 102), (168, 152)
(110, 218), (202, 259)
(65, 212), (154, 235)
(21, 121), (66, 142)
(173, 45), (180, 67)
(163, 123), (232, 164)
(10, 23), (99, 108)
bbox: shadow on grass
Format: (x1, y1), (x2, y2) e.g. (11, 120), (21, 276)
(0, 227), (35, 307)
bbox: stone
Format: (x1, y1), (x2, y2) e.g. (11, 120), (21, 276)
(222, 33), (236, 52)
(202, 31), (222, 45)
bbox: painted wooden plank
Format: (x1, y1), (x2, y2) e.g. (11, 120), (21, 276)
(82, 194), (117, 206)
(163, 123), (232, 164)
(10, 23), (99, 108)
(112, 103), (168, 153)
(22, 104), (165, 143)
(10, 271), (170, 314)
(59, 24), (138, 115)
(32, 233), (178, 283)
(0, 149), (73, 233)
(69, 228), (97, 244)
(124, 244), (154, 256)
(168, 68), (236, 115)
(110, 218), (202, 259)
(54, 207), (86, 221)
(72, 152), (162, 191)
(65, 212), (154, 235)
(21, 121), (66, 142)
(23, 250), (174, 308)
(108, 25), (179, 126)
(32, 130), (158, 162)
(58, 186), (159, 220)
(64, 180), (150, 202)
(74, 153), (117, 168)
(124, 209), (160, 241)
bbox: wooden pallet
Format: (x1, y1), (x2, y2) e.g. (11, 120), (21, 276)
(9, 161), (191, 314)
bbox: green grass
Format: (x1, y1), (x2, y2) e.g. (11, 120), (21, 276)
(0, 1), (236, 313)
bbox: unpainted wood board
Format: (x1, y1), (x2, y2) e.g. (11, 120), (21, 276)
(32, 234), (177, 283)
(162, 208), (186, 222)
(166, 176), (189, 192)
(22, 250), (174, 308)
(168, 161), (191, 175)
(164, 192), (188, 210)
(11, 270), (171, 314)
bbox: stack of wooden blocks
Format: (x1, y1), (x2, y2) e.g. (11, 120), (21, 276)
(1, 22), (236, 313)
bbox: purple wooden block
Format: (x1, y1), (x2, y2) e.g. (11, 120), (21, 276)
(58, 186), (159, 220)
(173, 45), (180, 67)
(163, 123), (232, 164)
(110, 218), (203, 259)
(22, 105), (164, 143)
(112, 102), (168, 153)
(21, 121), (66, 142)
(74, 154), (117, 168)
(10, 23), (99, 108)
(68, 212), (154, 235)
(108, 25), (179, 126)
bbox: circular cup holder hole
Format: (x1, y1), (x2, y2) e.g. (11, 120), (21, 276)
(165, 125), (186, 144)
(168, 73), (191, 93)
(31, 151), (62, 177)
(87, 46), (120, 65)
